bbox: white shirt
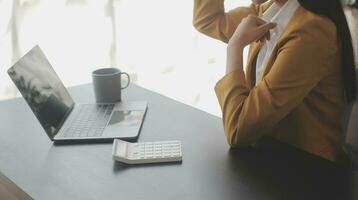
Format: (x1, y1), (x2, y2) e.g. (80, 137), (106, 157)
(255, 0), (300, 84)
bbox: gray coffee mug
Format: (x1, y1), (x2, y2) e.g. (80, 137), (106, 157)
(92, 68), (130, 103)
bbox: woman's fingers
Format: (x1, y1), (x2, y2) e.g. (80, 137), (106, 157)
(228, 15), (276, 48)
(266, 31), (271, 40)
(251, 0), (269, 5)
(253, 16), (268, 26)
(257, 22), (277, 33)
(249, 15), (276, 42)
(256, 22), (276, 41)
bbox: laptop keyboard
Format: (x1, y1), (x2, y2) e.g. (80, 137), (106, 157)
(62, 104), (115, 138)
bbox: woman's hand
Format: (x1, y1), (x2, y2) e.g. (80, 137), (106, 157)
(228, 15), (276, 50)
(226, 15), (276, 74)
(252, 0), (269, 4)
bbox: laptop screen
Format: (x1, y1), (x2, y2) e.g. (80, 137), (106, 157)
(8, 46), (75, 139)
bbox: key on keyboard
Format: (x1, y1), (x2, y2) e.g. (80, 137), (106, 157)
(62, 104), (114, 137)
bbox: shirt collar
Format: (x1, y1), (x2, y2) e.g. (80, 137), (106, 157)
(262, 0), (300, 32)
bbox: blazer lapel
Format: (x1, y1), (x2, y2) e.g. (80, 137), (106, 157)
(246, 41), (263, 88)
(244, 1), (271, 88)
(255, 6), (304, 84)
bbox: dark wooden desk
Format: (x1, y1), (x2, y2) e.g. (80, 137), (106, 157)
(0, 83), (357, 200)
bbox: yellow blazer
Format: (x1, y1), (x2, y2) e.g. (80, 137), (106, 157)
(193, 0), (349, 163)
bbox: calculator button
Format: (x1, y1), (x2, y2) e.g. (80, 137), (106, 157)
(145, 156), (154, 159)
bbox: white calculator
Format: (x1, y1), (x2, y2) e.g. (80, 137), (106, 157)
(112, 139), (182, 164)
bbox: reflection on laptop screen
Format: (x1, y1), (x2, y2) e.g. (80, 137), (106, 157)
(8, 46), (75, 139)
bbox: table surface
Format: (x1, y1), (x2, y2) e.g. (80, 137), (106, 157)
(0, 83), (357, 200)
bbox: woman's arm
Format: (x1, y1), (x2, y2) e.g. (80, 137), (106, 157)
(215, 17), (337, 146)
(193, 0), (260, 43)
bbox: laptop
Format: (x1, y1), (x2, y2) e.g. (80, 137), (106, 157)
(7, 45), (147, 142)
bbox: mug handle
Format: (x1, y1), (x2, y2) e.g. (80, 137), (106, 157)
(120, 72), (130, 89)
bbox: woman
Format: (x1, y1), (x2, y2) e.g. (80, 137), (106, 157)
(193, 0), (357, 163)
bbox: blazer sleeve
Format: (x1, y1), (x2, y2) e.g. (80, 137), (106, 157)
(214, 24), (337, 147)
(193, 0), (259, 43)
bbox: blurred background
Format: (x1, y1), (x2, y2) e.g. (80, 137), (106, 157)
(0, 0), (357, 117)
(0, 0), (253, 117)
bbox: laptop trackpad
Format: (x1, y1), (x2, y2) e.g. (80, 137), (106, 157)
(103, 110), (145, 138)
